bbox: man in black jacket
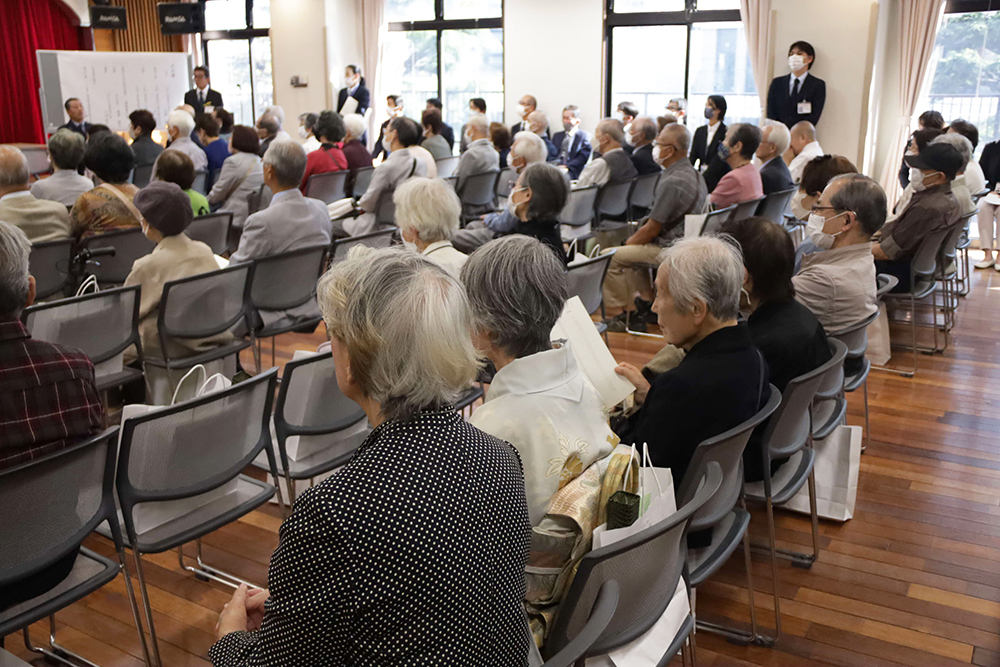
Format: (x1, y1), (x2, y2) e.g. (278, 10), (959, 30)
(627, 116), (662, 176)
(767, 41), (826, 128)
(58, 98), (94, 138)
(757, 121), (794, 195)
(184, 66), (224, 119)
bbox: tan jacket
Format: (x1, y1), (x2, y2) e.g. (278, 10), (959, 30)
(0, 191), (72, 242)
(793, 243), (878, 334)
(124, 233), (232, 360)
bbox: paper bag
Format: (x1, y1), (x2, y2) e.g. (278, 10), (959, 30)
(684, 214), (706, 238)
(866, 302), (891, 366)
(777, 425), (861, 522)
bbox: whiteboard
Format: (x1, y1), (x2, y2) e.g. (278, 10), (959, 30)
(37, 50), (192, 134)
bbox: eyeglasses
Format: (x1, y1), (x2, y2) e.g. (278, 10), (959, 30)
(810, 205), (855, 216)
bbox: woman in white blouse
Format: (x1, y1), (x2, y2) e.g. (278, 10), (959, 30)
(207, 125), (265, 231)
(394, 177), (468, 277)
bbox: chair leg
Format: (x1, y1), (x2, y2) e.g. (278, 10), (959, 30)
(19, 616), (105, 667)
(803, 468), (821, 568)
(862, 379), (870, 453)
(271, 337), (276, 368)
(118, 546), (154, 667)
(177, 539), (261, 590)
(284, 470), (298, 510)
(131, 549), (164, 667)
(765, 494), (782, 641)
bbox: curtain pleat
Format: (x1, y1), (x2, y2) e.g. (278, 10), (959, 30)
(361, 0), (385, 151)
(739, 0), (773, 122)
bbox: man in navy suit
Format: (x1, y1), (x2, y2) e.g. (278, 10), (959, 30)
(551, 105), (592, 180)
(184, 66), (224, 119)
(767, 41), (826, 128)
(627, 116), (662, 176)
(58, 98), (94, 138)
(756, 121), (794, 195)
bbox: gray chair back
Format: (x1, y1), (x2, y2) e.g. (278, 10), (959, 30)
(78, 228), (156, 285)
(876, 273), (899, 299)
(250, 244), (328, 313)
(566, 253), (613, 316)
(559, 186), (599, 227)
(911, 227), (950, 280)
(596, 179), (635, 219)
(442, 175), (458, 190)
(829, 310), (879, 361)
(304, 170), (348, 204)
(677, 385), (781, 532)
(374, 189), (397, 227)
(629, 172), (661, 210)
(187, 212), (233, 255)
(495, 167), (518, 199)
(23, 285), (142, 371)
(701, 204), (737, 235)
(29, 238), (74, 300)
(208, 168), (222, 192)
(158, 263), (252, 344)
(941, 212), (975, 264)
(21, 146), (51, 177)
(542, 581), (619, 667)
(192, 170), (208, 195)
(352, 166), (375, 198)
(813, 338), (849, 410)
(546, 463), (722, 659)
(131, 164), (154, 188)
(331, 228), (396, 263)
(459, 170), (501, 207)
(435, 156), (461, 178)
(757, 187), (797, 225)
(730, 196), (766, 222)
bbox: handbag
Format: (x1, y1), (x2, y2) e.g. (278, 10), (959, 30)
(866, 302), (891, 365)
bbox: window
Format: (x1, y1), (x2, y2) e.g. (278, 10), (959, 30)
(384, 0), (503, 152)
(203, 0), (272, 127)
(606, 0), (758, 126)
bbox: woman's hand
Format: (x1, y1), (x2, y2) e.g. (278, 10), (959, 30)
(245, 587), (270, 632)
(615, 362), (650, 405)
(215, 584), (270, 639)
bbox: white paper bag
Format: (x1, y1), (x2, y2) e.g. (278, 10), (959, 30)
(866, 302), (891, 366)
(684, 214), (706, 238)
(779, 424), (861, 522)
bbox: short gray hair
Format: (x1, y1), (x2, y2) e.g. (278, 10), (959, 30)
(0, 146), (30, 187)
(632, 116), (658, 142)
(660, 123), (691, 155)
(318, 246), (480, 422)
(257, 114), (280, 135)
(528, 110), (549, 134)
(658, 236), (743, 321)
(461, 235), (567, 359)
(263, 140), (307, 188)
(167, 109), (195, 136)
(931, 132), (973, 171)
(597, 118), (626, 144)
(466, 113), (489, 136)
(763, 120), (791, 156)
(394, 177), (462, 243)
(827, 173), (887, 237)
(263, 105), (286, 127)
(343, 113), (366, 141)
(0, 221), (31, 318)
(511, 131), (547, 166)
(521, 162), (568, 220)
(48, 130), (86, 171)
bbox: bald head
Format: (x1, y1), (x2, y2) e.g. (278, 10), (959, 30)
(790, 121), (817, 155)
(629, 116), (658, 148)
(595, 118), (626, 153)
(0, 146), (30, 195)
(527, 110), (549, 136)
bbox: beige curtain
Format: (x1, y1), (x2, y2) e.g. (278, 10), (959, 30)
(739, 0), (773, 122)
(878, 0), (946, 212)
(361, 0), (385, 150)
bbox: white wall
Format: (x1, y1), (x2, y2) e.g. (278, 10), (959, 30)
(324, 0), (361, 111)
(270, 0), (330, 139)
(503, 0), (605, 136)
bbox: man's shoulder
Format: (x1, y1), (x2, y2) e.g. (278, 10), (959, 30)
(4, 336), (96, 382)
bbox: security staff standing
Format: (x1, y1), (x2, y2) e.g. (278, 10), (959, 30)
(767, 41), (826, 128)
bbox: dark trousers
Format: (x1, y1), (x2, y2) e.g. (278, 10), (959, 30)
(875, 258), (912, 293)
(0, 550), (79, 620)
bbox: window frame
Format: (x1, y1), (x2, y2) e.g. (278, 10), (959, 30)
(201, 0), (271, 121)
(604, 0), (742, 117)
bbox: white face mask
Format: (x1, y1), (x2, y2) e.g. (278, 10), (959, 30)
(297, 125), (309, 139)
(911, 168), (940, 192)
(516, 104), (527, 118)
(791, 189), (810, 221)
(508, 187), (527, 217)
(651, 145), (661, 164)
(382, 134), (393, 152)
(806, 212), (847, 250)
(128, 126), (139, 139)
(788, 54), (805, 72)
(614, 111), (625, 122)
(345, 76), (355, 87)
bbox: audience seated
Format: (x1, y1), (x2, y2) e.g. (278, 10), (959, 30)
(462, 235), (615, 526)
(215, 108), (235, 144)
(299, 110), (348, 192)
(28, 130), (93, 209)
(787, 121), (823, 184)
(407, 131), (438, 179)
(872, 142), (963, 291)
(948, 119), (986, 194)
(656, 112), (678, 133)
(791, 154), (858, 222)
(459, 97), (487, 154)
(615, 101), (639, 152)
(722, 216), (831, 481)
(256, 113), (280, 158)
(887, 128), (943, 224)
(372, 95), (403, 161)
(603, 123), (707, 332)
(206, 126), (264, 233)
(898, 110), (944, 189)
(794, 174), (885, 336)
(421, 108), (452, 161)
(613, 236), (770, 491)
(667, 98), (687, 124)
(70, 133), (141, 238)
(340, 113), (374, 196)
(457, 113), (500, 194)
(757, 120), (794, 195)
(426, 97), (455, 150)
(125, 181), (230, 366)
(197, 114), (230, 174)
(507, 162), (569, 263)
(396, 177), (467, 277)
(0, 220), (102, 608)
(690, 95), (727, 172)
(490, 122), (512, 169)
(709, 123), (764, 209)
(528, 111), (558, 161)
(127, 109), (163, 169)
(262, 105), (292, 142)
(978, 137), (1000, 268)
(339, 116), (428, 237)
(154, 150), (210, 216)
(552, 105), (592, 180)
(209, 246), (531, 666)
(298, 112), (321, 154)
(931, 133), (976, 215)
(164, 109), (208, 171)
(577, 118), (638, 188)
(627, 116), (662, 176)
(512, 94), (538, 135)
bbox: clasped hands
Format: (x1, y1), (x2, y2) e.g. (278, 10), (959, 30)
(215, 583), (270, 639)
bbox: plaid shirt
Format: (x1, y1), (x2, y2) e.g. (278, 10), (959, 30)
(0, 319), (103, 470)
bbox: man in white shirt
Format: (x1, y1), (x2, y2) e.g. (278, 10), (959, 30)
(30, 130), (94, 208)
(512, 95), (538, 136)
(786, 121), (823, 184)
(161, 109), (208, 171)
(576, 119), (637, 188)
(0, 146), (72, 242)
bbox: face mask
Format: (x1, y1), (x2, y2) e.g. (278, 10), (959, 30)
(912, 170), (941, 192)
(297, 126), (309, 139)
(402, 234), (418, 250)
(517, 104), (527, 117)
(652, 145), (661, 164)
(382, 135), (393, 152)
(623, 132), (633, 147)
(717, 143), (731, 160)
(806, 212), (847, 250)
(508, 187), (527, 217)
(614, 111), (625, 122)
(467, 109), (477, 119)
(788, 54), (805, 72)
(562, 121), (573, 133)
(704, 107), (715, 121)
(791, 190), (809, 220)
(345, 76), (355, 87)
(128, 126), (139, 139)
(387, 107), (397, 118)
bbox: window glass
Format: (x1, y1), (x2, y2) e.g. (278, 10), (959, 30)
(688, 21), (758, 126)
(206, 40), (254, 125)
(385, 0), (436, 22)
(694, 0), (741, 10)
(250, 37), (274, 120)
(441, 29), (505, 130)
(444, 0), (502, 20)
(205, 0), (248, 31)
(252, 0), (270, 29)
(383, 31), (439, 123)
(612, 0), (685, 12)
(610, 26), (687, 117)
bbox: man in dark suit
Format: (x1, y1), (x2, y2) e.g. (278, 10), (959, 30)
(59, 98), (94, 138)
(551, 105), (592, 180)
(426, 98), (454, 150)
(184, 66), (224, 119)
(627, 116), (661, 176)
(512, 94), (539, 136)
(767, 41), (826, 128)
(756, 121), (794, 195)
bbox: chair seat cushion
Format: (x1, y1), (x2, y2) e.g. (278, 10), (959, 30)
(687, 508), (750, 587)
(744, 447), (816, 505)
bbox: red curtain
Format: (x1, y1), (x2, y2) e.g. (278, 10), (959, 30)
(0, 0), (85, 144)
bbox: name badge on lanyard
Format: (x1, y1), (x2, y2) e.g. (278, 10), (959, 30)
(798, 101), (812, 115)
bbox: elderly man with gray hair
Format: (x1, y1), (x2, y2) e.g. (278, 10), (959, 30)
(577, 118), (638, 188)
(627, 116), (662, 176)
(457, 112), (499, 195)
(756, 120), (794, 195)
(395, 177), (468, 277)
(0, 145), (73, 242)
(30, 130), (94, 207)
(528, 110), (558, 161)
(164, 109), (208, 171)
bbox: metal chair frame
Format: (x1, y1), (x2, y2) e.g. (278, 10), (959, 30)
(756, 188), (797, 226)
(304, 170), (349, 204)
(187, 211), (234, 256)
(540, 581), (620, 667)
(28, 238), (75, 301)
(330, 228), (397, 264)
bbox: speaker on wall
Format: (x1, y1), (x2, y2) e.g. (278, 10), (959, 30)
(157, 3), (206, 35)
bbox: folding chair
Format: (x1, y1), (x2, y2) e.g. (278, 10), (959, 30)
(22, 285), (144, 394)
(458, 170), (501, 221)
(186, 211), (233, 255)
(680, 386), (781, 647)
(558, 185), (599, 241)
(540, 581), (619, 667)
(566, 252), (614, 342)
(131, 164), (154, 188)
(829, 310), (879, 450)
(628, 171), (661, 220)
(207, 168), (222, 192)
(77, 228), (156, 286)
(248, 244), (329, 370)
(544, 463), (722, 666)
(304, 170), (349, 204)
(191, 170), (208, 195)
(330, 227), (397, 263)
(28, 238), (74, 300)
(876, 273), (899, 300)
(373, 189), (397, 228)
(937, 211), (976, 332)
(352, 166), (375, 198)
(495, 166), (518, 203)
(0, 429), (151, 667)
(756, 188), (797, 226)
(114, 369), (283, 667)
(593, 178), (636, 234)
(21, 146), (51, 178)
(729, 196), (766, 223)
(700, 205), (737, 235)
(435, 155), (461, 178)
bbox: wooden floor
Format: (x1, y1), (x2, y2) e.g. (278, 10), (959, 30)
(8, 259), (1000, 666)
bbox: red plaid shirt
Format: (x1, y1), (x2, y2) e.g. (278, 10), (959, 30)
(0, 319), (104, 470)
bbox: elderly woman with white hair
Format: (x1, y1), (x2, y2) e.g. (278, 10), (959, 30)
(614, 236), (771, 491)
(163, 109), (208, 171)
(463, 235), (615, 526)
(395, 177), (467, 276)
(209, 247), (532, 667)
